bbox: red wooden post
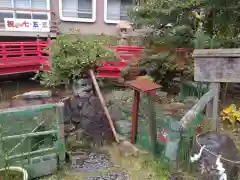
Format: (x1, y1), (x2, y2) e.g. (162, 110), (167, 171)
(131, 90), (140, 144)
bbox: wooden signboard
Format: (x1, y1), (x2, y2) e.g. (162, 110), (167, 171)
(193, 49), (240, 82)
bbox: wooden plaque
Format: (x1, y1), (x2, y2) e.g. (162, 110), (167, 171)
(193, 49), (240, 82)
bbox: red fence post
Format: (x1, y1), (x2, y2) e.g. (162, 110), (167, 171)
(131, 90), (140, 144)
(36, 39), (41, 64)
(2, 45), (6, 62)
(20, 42), (24, 58)
(47, 38), (52, 68)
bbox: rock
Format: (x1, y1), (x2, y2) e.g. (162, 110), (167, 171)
(89, 96), (103, 112)
(72, 78), (92, 96)
(115, 120), (132, 137)
(73, 152), (114, 172)
(71, 117), (81, 124)
(76, 129), (84, 141)
(115, 141), (139, 157)
(64, 124), (76, 135)
(70, 151), (88, 169)
(63, 90), (115, 146)
(86, 172), (129, 180)
(80, 117), (91, 129)
(109, 106), (123, 121)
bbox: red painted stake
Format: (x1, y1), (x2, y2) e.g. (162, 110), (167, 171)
(131, 90), (140, 144)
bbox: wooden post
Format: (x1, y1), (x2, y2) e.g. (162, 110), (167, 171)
(211, 83), (220, 131)
(56, 102), (66, 167)
(131, 90), (140, 144)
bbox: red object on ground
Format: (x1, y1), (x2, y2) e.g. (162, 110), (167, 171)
(96, 46), (144, 78)
(0, 40), (51, 75)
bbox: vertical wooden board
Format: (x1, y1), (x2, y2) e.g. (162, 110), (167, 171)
(194, 57), (240, 82)
(211, 83), (220, 131)
(147, 95), (157, 155)
(56, 104), (66, 167)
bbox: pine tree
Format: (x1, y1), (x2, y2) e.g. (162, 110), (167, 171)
(129, 0), (240, 84)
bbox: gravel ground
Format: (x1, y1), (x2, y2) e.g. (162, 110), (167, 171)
(85, 172), (129, 180)
(72, 152), (114, 172)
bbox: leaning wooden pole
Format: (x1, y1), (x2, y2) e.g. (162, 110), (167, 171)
(89, 70), (120, 143)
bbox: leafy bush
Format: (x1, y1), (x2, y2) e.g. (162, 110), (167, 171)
(38, 34), (115, 87)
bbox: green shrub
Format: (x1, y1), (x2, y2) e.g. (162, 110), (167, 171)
(38, 34), (115, 87)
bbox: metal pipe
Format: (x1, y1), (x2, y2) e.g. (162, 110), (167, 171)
(2, 130), (57, 141)
(0, 103), (57, 114)
(8, 147), (56, 159)
(179, 88), (214, 128)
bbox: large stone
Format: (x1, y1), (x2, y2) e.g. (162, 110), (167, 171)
(63, 92), (115, 145)
(115, 120), (132, 136)
(81, 102), (95, 118)
(109, 106), (123, 121)
(72, 78), (93, 95)
(89, 96), (103, 113)
(80, 117), (91, 129)
(71, 117), (81, 124)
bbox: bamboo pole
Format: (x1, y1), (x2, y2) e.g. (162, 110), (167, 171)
(89, 70), (119, 143)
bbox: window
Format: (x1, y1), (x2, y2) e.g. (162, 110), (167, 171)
(59, 0), (96, 22)
(104, 0), (133, 24)
(0, 0), (50, 23)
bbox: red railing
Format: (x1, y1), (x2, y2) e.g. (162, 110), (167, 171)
(111, 46), (145, 61)
(96, 46), (144, 78)
(96, 46), (191, 78)
(0, 40), (51, 75)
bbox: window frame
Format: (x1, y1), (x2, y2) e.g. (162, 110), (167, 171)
(59, 0), (96, 23)
(31, 0), (51, 20)
(104, 0), (133, 24)
(0, 0), (50, 20)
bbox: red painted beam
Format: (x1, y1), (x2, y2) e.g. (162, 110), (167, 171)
(131, 90), (140, 144)
(96, 71), (121, 78)
(97, 66), (125, 71)
(0, 61), (49, 68)
(0, 65), (50, 75)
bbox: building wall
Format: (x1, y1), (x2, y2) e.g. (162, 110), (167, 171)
(54, 0), (118, 35)
(0, 0), (120, 38)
